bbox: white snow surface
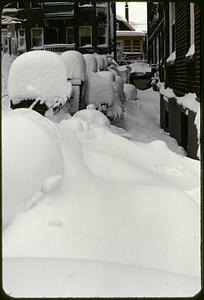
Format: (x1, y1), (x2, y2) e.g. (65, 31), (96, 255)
(7, 50), (68, 107)
(116, 30), (145, 37)
(61, 50), (86, 81)
(2, 88), (200, 296)
(186, 44), (195, 57)
(1, 53), (15, 111)
(166, 51), (176, 63)
(129, 61), (151, 74)
(83, 54), (97, 73)
(2, 109), (64, 229)
(83, 71), (115, 109)
(94, 53), (105, 71)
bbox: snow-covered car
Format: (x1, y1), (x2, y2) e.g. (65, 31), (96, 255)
(129, 61), (152, 90)
(7, 50), (70, 117)
(123, 52), (144, 64)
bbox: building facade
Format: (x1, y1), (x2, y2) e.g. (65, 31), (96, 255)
(1, 1), (116, 57)
(147, 1), (201, 160)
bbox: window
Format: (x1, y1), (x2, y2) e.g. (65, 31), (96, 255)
(79, 26), (92, 46)
(31, 28), (44, 47)
(132, 40), (140, 52)
(169, 2), (175, 54)
(18, 28), (26, 51)
(97, 26), (107, 45)
(124, 40), (131, 52)
(66, 27), (74, 44)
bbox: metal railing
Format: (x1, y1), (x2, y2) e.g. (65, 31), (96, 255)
(31, 43), (75, 53)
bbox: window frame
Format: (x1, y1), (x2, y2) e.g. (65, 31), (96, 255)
(79, 26), (92, 47)
(31, 27), (44, 48)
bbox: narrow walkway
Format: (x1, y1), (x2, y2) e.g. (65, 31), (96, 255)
(114, 88), (185, 156)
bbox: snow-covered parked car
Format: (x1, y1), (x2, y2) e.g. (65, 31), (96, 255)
(7, 50), (70, 117)
(129, 61), (152, 90)
(61, 50), (86, 113)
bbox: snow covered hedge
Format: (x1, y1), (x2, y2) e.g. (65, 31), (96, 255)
(61, 50), (86, 81)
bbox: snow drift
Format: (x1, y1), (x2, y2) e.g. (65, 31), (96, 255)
(61, 50), (86, 81)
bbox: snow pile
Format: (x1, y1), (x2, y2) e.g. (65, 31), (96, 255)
(2, 88), (200, 296)
(73, 109), (110, 128)
(2, 109), (64, 229)
(94, 53), (105, 71)
(83, 54), (97, 73)
(61, 50), (86, 81)
(124, 83), (137, 101)
(186, 44), (195, 57)
(129, 61), (151, 74)
(102, 54), (108, 69)
(166, 51), (176, 63)
(8, 50), (68, 108)
(160, 85), (175, 100)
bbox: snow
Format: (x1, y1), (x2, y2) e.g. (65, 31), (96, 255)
(129, 61), (151, 74)
(7, 50), (68, 108)
(116, 30), (145, 37)
(116, 13), (127, 23)
(160, 86), (200, 114)
(2, 109), (64, 229)
(123, 83), (137, 101)
(186, 44), (195, 57)
(3, 258), (200, 297)
(73, 109), (110, 127)
(82, 71), (115, 112)
(194, 106), (200, 159)
(166, 51), (176, 63)
(61, 50), (86, 81)
(94, 53), (105, 71)
(97, 70), (115, 82)
(2, 64), (200, 297)
(83, 54), (97, 73)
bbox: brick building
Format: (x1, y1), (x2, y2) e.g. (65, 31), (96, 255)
(1, 1), (116, 57)
(147, 1), (201, 159)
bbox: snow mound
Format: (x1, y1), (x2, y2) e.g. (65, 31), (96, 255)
(8, 50), (68, 108)
(73, 109), (110, 127)
(61, 50), (86, 81)
(83, 71), (115, 111)
(2, 109), (64, 228)
(83, 54), (97, 73)
(124, 83), (137, 101)
(94, 53), (105, 71)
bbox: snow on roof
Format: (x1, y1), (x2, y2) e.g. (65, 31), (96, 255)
(8, 50), (68, 108)
(61, 50), (86, 81)
(116, 13), (127, 22)
(117, 30), (145, 37)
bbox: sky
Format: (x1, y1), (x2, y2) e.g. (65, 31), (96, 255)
(116, 1), (147, 31)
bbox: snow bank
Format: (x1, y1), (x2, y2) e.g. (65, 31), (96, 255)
(194, 106), (200, 159)
(8, 50), (68, 108)
(124, 83), (137, 101)
(83, 54), (97, 73)
(2, 109), (64, 229)
(61, 50), (86, 81)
